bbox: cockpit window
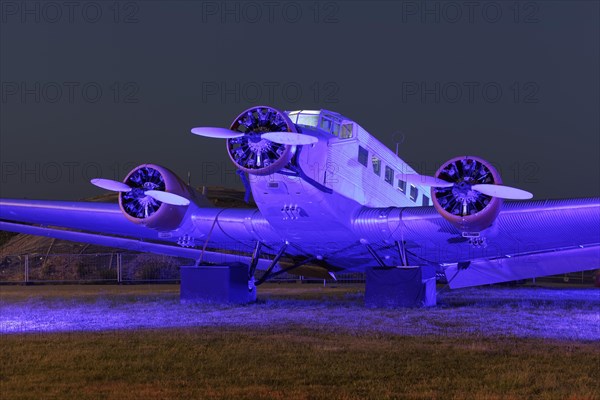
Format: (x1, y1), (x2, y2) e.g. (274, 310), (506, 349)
(332, 122), (340, 136)
(286, 110), (319, 127)
(296, 113), (319, 127)
(340, 123), (354, 139)
(320, 118), (332, 131)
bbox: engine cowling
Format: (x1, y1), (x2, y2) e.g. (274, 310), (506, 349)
(118, 164), (191, 230)
(431, 156), (502, 233)
(226, 106), (296, 175)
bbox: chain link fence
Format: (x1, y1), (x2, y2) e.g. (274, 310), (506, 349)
(0, 253), (182, 284)
(0, 253), (596, 285)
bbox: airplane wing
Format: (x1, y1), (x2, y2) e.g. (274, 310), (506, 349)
(1, 197), (598, 287)
(349, 197), (600, 288)
(0, 199), (282, 270)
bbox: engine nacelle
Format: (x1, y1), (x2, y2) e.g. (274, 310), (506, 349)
(431, 156), (502, 233)
(118, 164), (191, 231)
(226, 106), (297, 175)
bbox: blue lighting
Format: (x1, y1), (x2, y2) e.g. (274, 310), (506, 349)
(1, 287), (598, 341)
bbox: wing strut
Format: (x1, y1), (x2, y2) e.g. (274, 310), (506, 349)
(395, 240), (408, 267)
(258, 256), (318, 283)
(364, 243), (387, 268)
(248, 241), (263, 282)
(197, 208), (228, 265)
(255, 241), (289, 285)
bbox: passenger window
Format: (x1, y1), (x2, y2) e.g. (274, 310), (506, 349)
(384, 166), (394, 185)
(410, 185), (418, 202)
(372, 157), (381, 176)
(358, 146), (368, 167)
(397, 179), (406, 193)
(320, 118), (332, 132)
(422, 195), (429, 206)
(340, 123), (353, 139)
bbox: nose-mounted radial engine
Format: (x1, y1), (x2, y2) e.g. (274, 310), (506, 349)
(402, 156), (533, 236)
(91, 164), (192, 231)
(226, 107), (297, 175)
(190, 106), (318, 176)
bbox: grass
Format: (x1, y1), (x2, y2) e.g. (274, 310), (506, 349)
(1, 284), (599, 399)
(1, 329), (598, 400)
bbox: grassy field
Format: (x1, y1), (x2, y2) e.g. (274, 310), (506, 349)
(1, 284), (599, 399)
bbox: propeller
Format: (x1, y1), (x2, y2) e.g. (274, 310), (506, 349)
(91, 179), (190, 206)
(261, 132), (318, 145)
(144, 190), (190, 206)
(90, 178), (131, 192)
(190, 127), (244, 139)
(396, 173), (533, 200)
(399, 174), (454, 188)
(191, 127), (318, 145)
(471, 184), (533, 200)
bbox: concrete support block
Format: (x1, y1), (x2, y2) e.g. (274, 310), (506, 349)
(180, 264), (256, 304)
(365, 266), (436, 308)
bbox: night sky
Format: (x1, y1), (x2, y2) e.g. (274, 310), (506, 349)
(1, 1), (598, 200)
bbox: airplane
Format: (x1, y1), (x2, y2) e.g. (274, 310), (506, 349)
(1, 106), (598, 305)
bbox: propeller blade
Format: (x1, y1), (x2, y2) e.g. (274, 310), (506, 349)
(144, 190), (190, 206)
(190, 127), (244, 139)
(261, 132), (318, 145)
(472, 184), (533, 200)
(91, 178), (131, 192)
(398, 174), (454, 188)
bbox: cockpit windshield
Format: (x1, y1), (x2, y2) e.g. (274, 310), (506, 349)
(286, 109), (355, 139)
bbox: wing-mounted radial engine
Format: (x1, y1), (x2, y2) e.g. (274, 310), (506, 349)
(91, 164), (192, 231)
(191, 105), (318, 176)
(402, 156), (533, 235)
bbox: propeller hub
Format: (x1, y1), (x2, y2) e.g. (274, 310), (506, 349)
(142, 181), (159, 190)
(452, 181), (477, 204)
